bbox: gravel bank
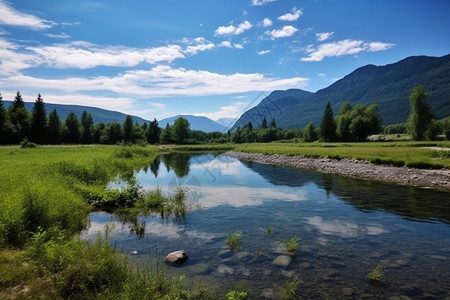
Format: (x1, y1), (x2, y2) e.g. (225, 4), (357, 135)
(225, 151), (450, 192)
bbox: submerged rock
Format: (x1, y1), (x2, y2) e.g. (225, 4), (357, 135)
(272, 255), (291, 267)
(164, 250), (188, 265)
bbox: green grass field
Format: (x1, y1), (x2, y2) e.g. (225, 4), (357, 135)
(232, 141), (450, 169)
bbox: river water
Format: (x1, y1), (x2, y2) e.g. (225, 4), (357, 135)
(83, 153), (450, 299)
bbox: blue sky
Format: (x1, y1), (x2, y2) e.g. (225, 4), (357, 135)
(0, 0), (449, 122)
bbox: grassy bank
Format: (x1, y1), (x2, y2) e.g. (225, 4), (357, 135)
(0, 145), (215, 299)
(232, 141), (450, 169)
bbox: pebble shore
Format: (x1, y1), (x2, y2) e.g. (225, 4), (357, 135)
(225, 151), (450, 191)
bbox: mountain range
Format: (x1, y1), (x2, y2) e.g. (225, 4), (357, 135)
(233, 54), (450, 130)
(159, 115), (227, 133)
(3, 54), (449, 132)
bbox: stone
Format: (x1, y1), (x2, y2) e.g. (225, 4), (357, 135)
(164, 250), (188, 265)
(300, 262), (313, 269)
(342, 287), (354, 296)
(272, 255), (291, 267)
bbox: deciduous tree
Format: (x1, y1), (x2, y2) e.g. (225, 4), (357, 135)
(407, 85), (434, 140)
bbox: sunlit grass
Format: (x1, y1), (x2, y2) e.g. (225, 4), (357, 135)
(233, 141), (450, 169)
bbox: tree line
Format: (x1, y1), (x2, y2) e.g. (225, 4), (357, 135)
(1, 86), (448, 146)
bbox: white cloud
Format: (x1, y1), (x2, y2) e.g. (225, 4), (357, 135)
(1, 65), (309, 99)
(220, 41), (232, 48)
(252, 0), (277, 6)
(214, 21), (253, 36)
(25, 42), (184, 69)
(265, 25), (298, 39)
(183, 37), (215, 55)
(278, 8), (303, 22)
(45, 32), (70, 39)
(0, 0), (54, 30)
(316, 32), (334, 42)
(301, 39), (395, 62)
(258, 49), (271, 55)
(194, 101), (249, 121)
(234, 44), (244, 49)
(262, 18), (273, 27)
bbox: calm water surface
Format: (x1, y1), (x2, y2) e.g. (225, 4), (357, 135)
(83, 153), (450, 299)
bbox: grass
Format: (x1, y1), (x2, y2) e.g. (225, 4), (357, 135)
(284, 235), (299, 257)
(233, 140), (450, 169)
(367, 264), (383, 282)
(281, 278), (302, 300)
(226, 231), (242, 251)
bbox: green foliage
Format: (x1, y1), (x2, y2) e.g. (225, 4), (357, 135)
(47, 109), (62, 144)
(303, 122), (317, 142)
(407, 85), (434, 141)
(173, 117), (191, 144)
(284, 235), (299, 257)
(281, 278), (302, 300)
(320, 102), (337, 142)
(368, 264), (383, 282)
(63, 112), (81, 143)
(226, 231), (242, 251)
(123, 115), (134, 142)
(30, 94), (48, 144)
(226, 290), (248, 300)
(336, 102), (382, 142)
(20, 137), (37, 148)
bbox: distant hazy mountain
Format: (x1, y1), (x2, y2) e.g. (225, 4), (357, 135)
(231, 54), (450, 129)
(231, 89), (314, 131)
(159, 115), (227, 133)
(3, 101), (149, 125)
(216, 118), (237, 129)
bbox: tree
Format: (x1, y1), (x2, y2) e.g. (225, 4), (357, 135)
(261, 117), (268, 129)
(106, 122), (122, 144)
(81, 110), (94, 144)
(147, 118), (161, 144)
(123, 115), (133, 142)
(63, 112), (80, 143)
(172, 117), (190, 144)
(47, 109), (61, 144)
(319, 102), (337, 142)
(160, 123), (173, 144)
(0, 93), (6, 144)
(407, 85), (434, 141)
(270, 118), (277, 128)
(303, 122), (317, 142)
(30, 94), (48, 144)
(8, 91), (30, 142)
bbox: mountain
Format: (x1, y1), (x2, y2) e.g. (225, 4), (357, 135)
(231, 89), (314, 131)
(159, 115), (227, 133)
(216, 118), (237, 129)
(232, 54), (450, 129)
(3, 101), (149, 125)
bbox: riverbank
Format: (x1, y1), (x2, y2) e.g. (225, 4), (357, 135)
(226, 150), (450, 191)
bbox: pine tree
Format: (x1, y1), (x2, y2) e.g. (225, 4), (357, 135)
(80, 110), (94, 144)
(8, 91), (30, 142)
(261, 117), (268, 129)
(123, 115), (133, 142)
(160, 123), (173, 144)
(319, 102), (337, 142)
(47, 109), (61, 144)
(270, 118), (277, 128)
(0, 93), (6, 144)
(30, 94), (48, 144)
(147, 118), (161, 144)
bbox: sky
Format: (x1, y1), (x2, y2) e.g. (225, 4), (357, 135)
(0, 0), (449, 123)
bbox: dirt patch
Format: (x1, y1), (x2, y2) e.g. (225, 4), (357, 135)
(225, 151), (450, 192)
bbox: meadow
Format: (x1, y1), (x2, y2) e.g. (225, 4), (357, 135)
(1, 141), (449, 299)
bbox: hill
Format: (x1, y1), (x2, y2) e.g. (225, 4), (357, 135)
(3, 101), (149, 125)
(159, 115), (227, 133)
(232, 54), (450, 129)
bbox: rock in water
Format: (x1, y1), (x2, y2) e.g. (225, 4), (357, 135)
(164, 250), (188, 265)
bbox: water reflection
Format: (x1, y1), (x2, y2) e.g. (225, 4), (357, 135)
(84, 153), (450, 299)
